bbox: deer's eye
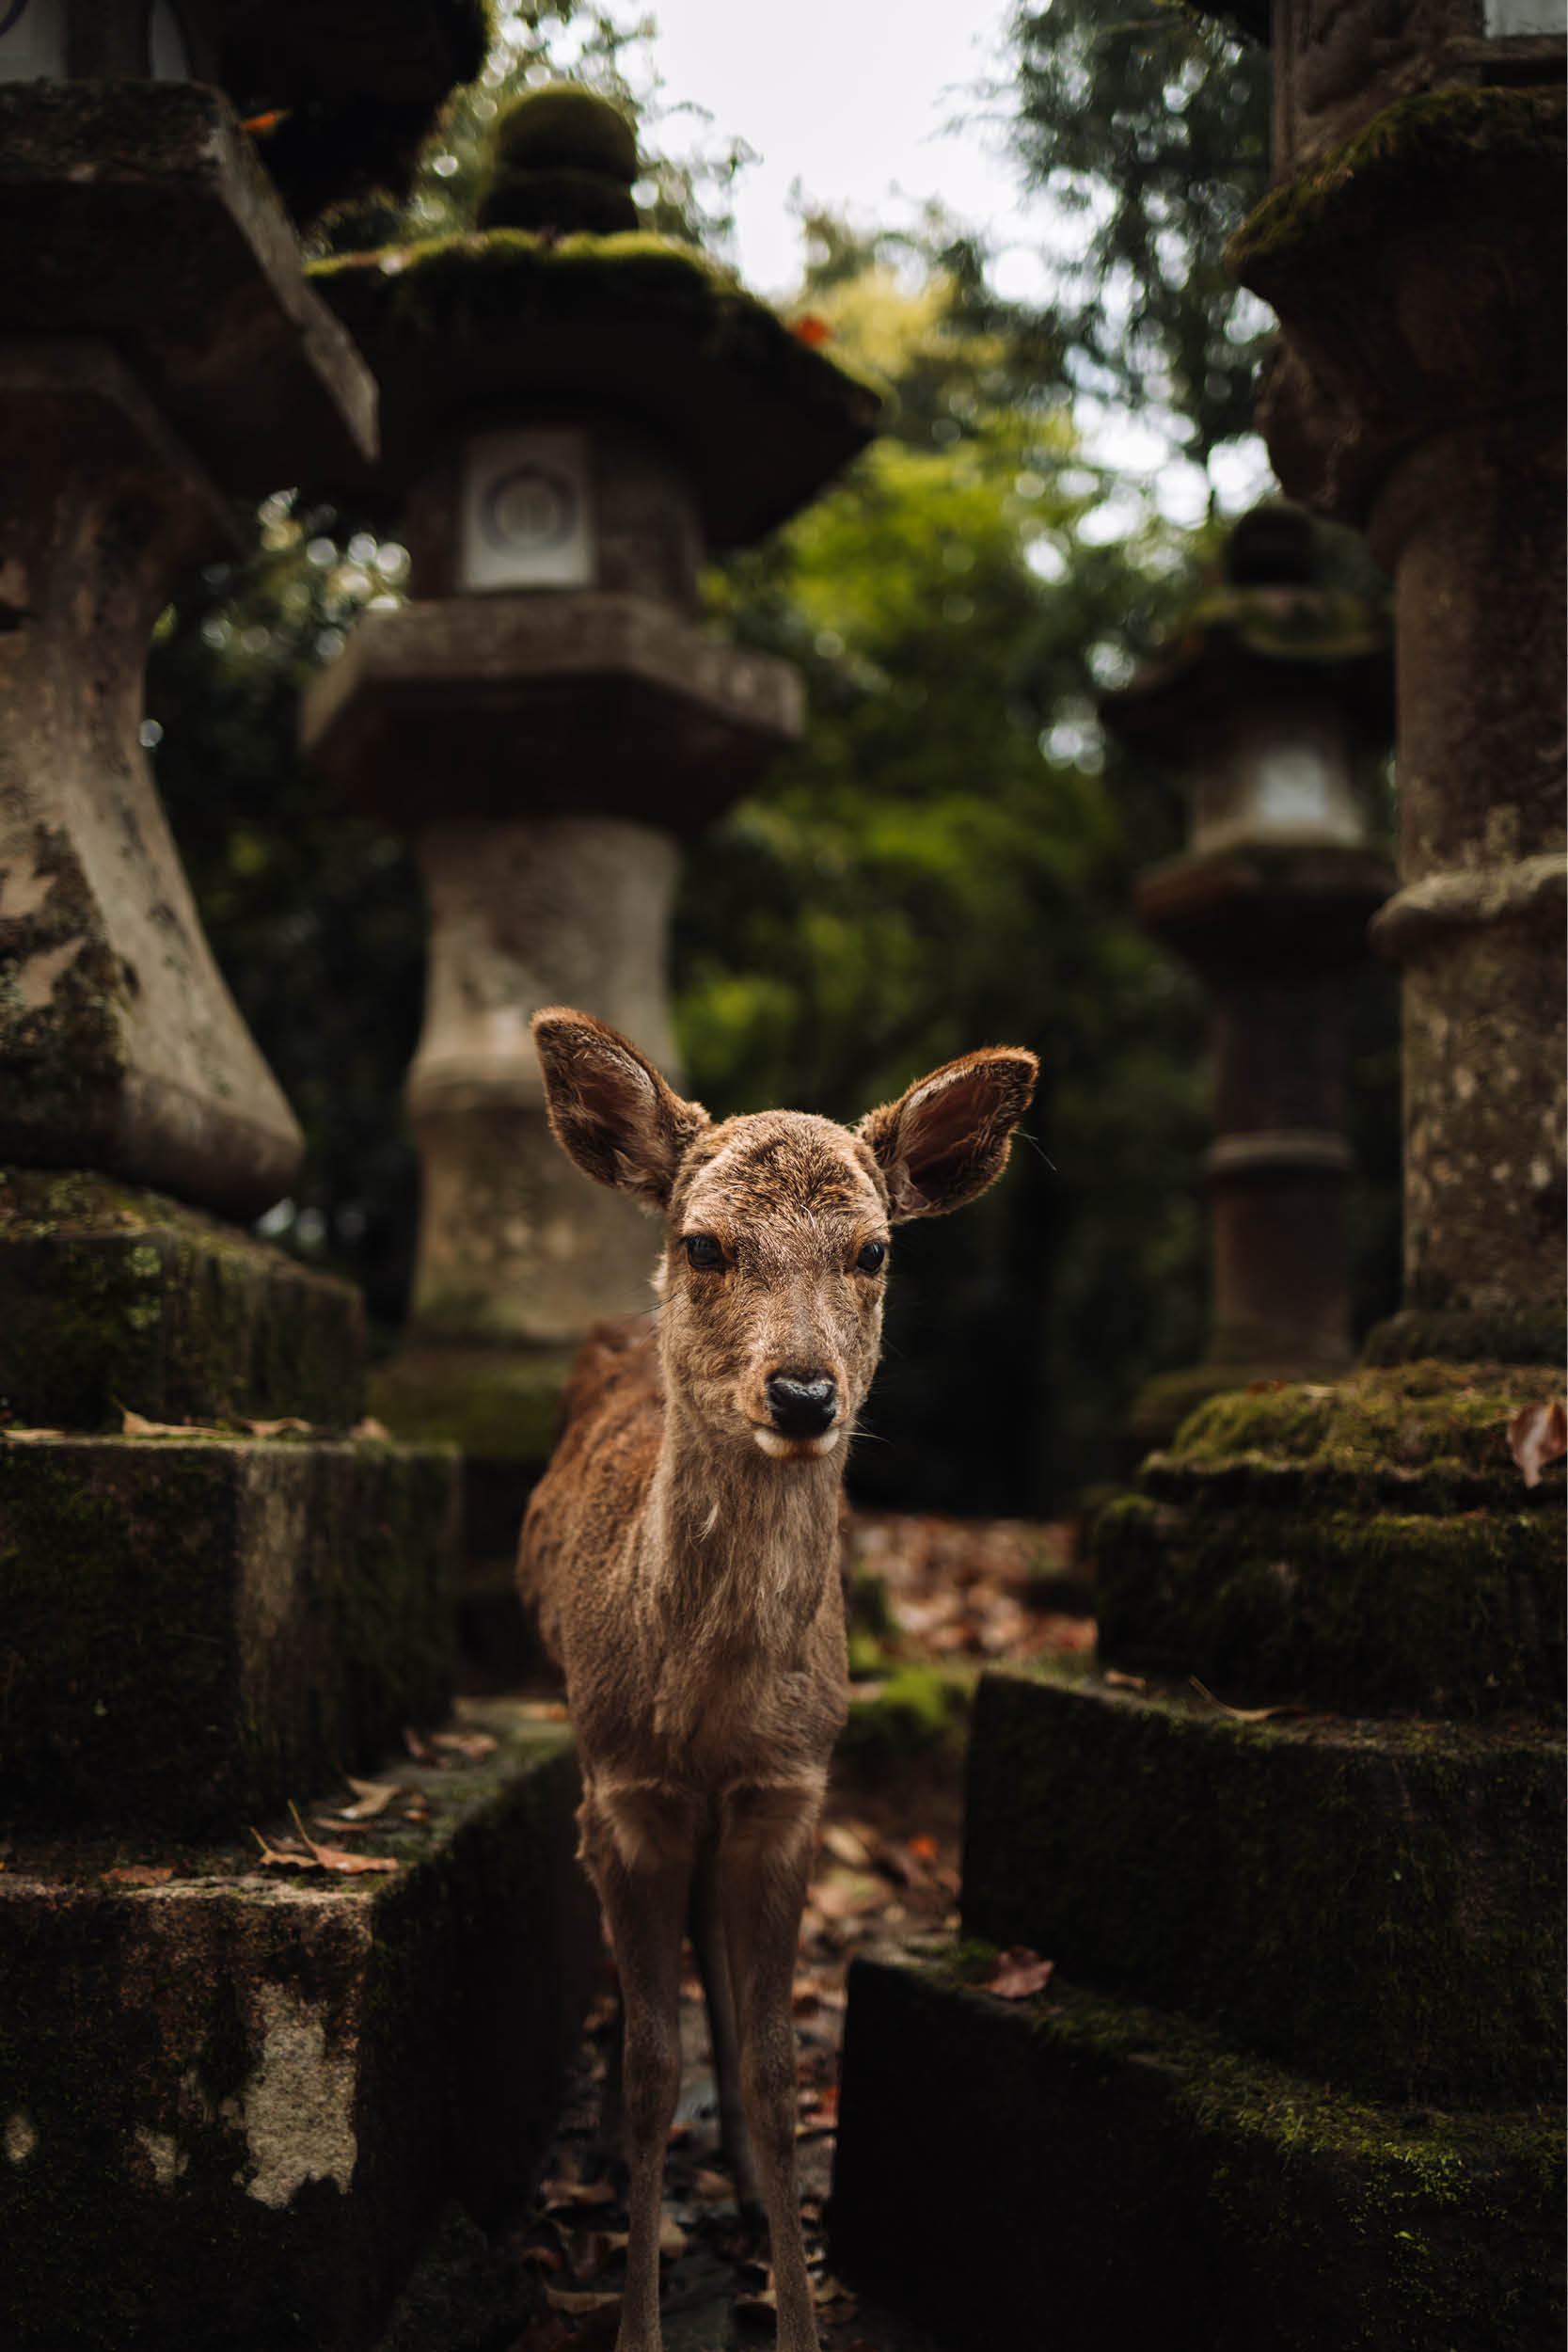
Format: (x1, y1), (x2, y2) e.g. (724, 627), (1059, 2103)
(855, 1240), (888, 1275)
(684, 1233), (725, 1272)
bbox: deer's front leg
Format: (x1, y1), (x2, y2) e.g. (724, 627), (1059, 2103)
(720, 1780), (825, 2352)
(581, 1785), (696, 2352)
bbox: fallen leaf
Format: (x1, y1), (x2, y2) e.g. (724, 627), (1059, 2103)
(519, 2245), (563, 2273)
(907, 1833), (940, 1865)
(821, 1821), (875, 1870)
(2, 1427), (67, 1443)
(240, 1416), (312, 1438)
(813, 2275), (857, 2310)
(103, 1865), (174, 1886)
(539, 2176), (618, 2210)
(1509, 1399), (1567, 1488)
(431, 1728), (498, 1763)
(1102, 1668), (1148, 1692)
(792, 313), (832, 346)
(351, 1416), (391, 1440)
(516, 1699), (570, 1722)
(983, 1947), (1056, 2000)
(339, 1777), (399, 1820)
(286, 1802), (400, 1875)
(693, 2167), (733, 2201)
(1188, 1677), (1304, 1724)
(120, 1408), (198, 1438)
(544, 2287), (623, 2314)
(404, 1726), (437, 1763)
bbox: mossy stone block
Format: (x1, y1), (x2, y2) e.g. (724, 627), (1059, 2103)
(1096, 1489), (1563, 1714)
(0, 1705), (600, 2352)
(1103, 1360), (1566, 1712)
(0, 1434), (456, 1835)
(368, 1340), (573, 1468)
(0, 1170), (366, 1432)
(831, 1947), (1564, 2352)
(960, 1665), (1564, 2107)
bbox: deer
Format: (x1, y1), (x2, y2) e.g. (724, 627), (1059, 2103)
(517, 1007), (1038, 2352)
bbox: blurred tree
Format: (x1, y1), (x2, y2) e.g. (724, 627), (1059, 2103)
(675, 240), (1213, 1511)
(996, 0), (1274, 473)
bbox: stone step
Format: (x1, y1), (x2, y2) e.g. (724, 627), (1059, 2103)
(0, 1432), (456, 1835)
(0, 1170), (366, 1430)
(959, 1664), (1563, 2106)
(830, 1945), (1564, 2352)
(1097, 1361), (1566, 1713)
(0, 1700), (601, 2352)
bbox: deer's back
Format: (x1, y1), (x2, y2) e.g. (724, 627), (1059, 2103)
(517, 1315), (662, 1669)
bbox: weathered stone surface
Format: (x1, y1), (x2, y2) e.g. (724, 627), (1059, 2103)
(831, 1947), (1565, 2352)
(959, 1664), (1564, 2105)
(0, 342), (305, 1216)
(369, 1340), (574, 1466)
(0, 81), (375, 491)
(0, 1170), (364, 1431)
(309, 230), (881, 541)
(0, 1704), (600, 2352)
(0, 1434), (455, 1834)
(301, 592), (803, 838)
(1098, 1361), (1567, 1714)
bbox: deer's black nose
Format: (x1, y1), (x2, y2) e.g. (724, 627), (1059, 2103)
(766, 1373), (839, 1437)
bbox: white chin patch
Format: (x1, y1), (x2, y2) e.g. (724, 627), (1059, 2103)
(752, 1425), (841, 1460)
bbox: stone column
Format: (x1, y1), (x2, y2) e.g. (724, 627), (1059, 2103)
(1101, 505), (1394, 1444)
(302, 87), (880, 1621)
(1229, 47), (1565, 1364)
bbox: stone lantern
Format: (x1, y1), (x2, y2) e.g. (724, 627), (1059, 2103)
(829, 23), (1565, 2342)
(0, 37), (599, 2347)
(1101, 503), (1395, 1442)
(302, 87), (880, 1502)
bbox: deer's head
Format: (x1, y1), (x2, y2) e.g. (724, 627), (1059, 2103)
(531, 1010), (1037, 1464)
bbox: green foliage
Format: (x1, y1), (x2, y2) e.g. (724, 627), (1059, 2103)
(1004, 0), (1273, 465)
(675, 250), (1213, 1510)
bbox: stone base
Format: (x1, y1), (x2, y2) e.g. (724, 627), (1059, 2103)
(0, 1170), (366, 1430)
(960, 1665), (1563, 2106)
(0, 1432), (456, 1835)
(369, 1339), (574, 1469)
(0, 1702), (600, 2352)
(1100, 1359), (1566, 1714)
(831, 1947), (1565, 2352)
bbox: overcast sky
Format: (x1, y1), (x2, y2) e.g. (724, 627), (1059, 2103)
(631, 0), (1048, 300)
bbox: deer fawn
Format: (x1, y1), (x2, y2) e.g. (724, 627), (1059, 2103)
(518, 1009), (1037, 2352)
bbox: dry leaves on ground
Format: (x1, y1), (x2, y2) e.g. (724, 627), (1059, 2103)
(982, 1947), (1056, 2001)
(1509, 1398), (1567, 1487)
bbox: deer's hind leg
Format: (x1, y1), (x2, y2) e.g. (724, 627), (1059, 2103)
(719, 1778), (825, 2352)
(689, 1844), (762, 2217)
(580, 1783), (699, 2352)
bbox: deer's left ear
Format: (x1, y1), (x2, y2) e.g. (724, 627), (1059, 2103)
(858, 1046), (1038, 1221)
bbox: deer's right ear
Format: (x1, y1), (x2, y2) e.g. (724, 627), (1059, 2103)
(531, 1009), (708, 1212)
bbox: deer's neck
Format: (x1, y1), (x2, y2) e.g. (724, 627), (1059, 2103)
(641, 1400), (842, 1667)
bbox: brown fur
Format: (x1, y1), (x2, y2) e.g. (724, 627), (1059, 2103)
(518, 1009), (1037, 2352)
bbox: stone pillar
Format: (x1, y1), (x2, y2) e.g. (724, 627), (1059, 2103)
(1101, 505), (1394, 1444)
(302, 87), (880, 1645)
(1229, 47), (1566, 1364)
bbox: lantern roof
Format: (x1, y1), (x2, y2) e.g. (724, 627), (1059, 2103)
(1100, 504), (1394, 750)
(309, 86), (885, 548)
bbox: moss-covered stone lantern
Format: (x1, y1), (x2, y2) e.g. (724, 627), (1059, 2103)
(302, 87), (881, 1493)
(829, 40), (1565, 2333)
(1101, 504), (1395, 1440)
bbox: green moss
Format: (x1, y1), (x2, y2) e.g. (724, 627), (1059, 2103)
(0, 1435), (454, 1835)
(1364, 1303), (1566, 1368)
(832, 1947), (1564, 2351)
(1228, 85), (1566, 278)
(0, 1707), (595, 2351)
(367, 1343), (572, 1466)
(0, 1168), (365, 1431)
(836, 1662), (973, 1765)
(959, 1664), (1564, 2106)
